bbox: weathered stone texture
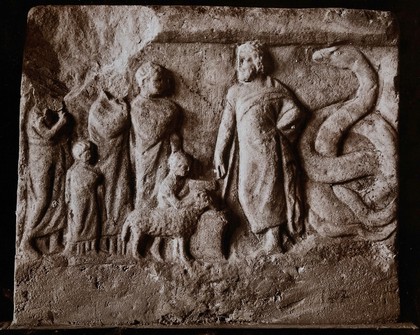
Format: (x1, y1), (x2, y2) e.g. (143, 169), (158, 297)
(15, 6), (399, 327)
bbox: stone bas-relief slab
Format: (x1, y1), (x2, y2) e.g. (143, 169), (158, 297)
(14, 6), (399, 327)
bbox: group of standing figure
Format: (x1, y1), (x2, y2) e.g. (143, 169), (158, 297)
(21, 41), (306, 260)
(22, 61), (186, 259)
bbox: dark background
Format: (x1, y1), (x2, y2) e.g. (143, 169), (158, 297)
(1, 0), (419, 333)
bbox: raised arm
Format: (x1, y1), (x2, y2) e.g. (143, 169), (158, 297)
(33, 109), (68, 141)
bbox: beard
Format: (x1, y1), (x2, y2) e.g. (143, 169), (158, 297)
(237, 66), (257, 82)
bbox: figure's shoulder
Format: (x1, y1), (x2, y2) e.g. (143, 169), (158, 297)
(66, 164), (75, 176)
(87, 164), (102, 177)
(227, 83), (241, 94)
(226, 84), (241, 102)
(66, 163), (83, 178)
(268, 77), (298, 101)
(267, 76), (291, 94)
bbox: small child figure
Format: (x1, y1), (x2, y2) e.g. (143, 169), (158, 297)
(121, 151), (222, 263)
(157, 151), (191, 210)
(65, 141), (102, 256)
(158, 151), (217, 209)
(148, 151), (190, 260)
(154, 151), (215, 261)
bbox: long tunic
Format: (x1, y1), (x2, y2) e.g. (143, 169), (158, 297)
(216, 76), (304, 234)
(130, 95), (181, 209)
(66, 162), (101, 243)
(25, 109), (70, 238)
(88, 92), (132, 236)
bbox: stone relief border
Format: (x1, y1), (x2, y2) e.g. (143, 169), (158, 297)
(16, 7), (399, 263)
(5, 4), (416, 330)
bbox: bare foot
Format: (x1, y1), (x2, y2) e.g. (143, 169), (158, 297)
(260, 226), (282, 256)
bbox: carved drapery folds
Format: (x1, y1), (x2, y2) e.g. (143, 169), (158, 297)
(88, 91), (132, 253)
(15, 7), (399, 326)
(18, 42), (397, 262)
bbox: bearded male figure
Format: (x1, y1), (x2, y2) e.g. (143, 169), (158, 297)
(214, 41), (305, 254)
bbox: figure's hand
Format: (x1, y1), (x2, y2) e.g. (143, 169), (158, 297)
(280, 124), (298, 143)
(57, 109), (65, 118)
(214, 156), (226, 179)
(57, 110), (68, 125)
(277, 106), (303, 143)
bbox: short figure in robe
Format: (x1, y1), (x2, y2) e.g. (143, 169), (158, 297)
(65, 141), (102, 255)
(214, 41), (305, 255)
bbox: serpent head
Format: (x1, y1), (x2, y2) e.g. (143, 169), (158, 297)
(312, 45), (363, 70)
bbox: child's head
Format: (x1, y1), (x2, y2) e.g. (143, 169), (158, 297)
(135, 62), (171, 98)
(168, 151), (190, 177)
(72, 141), (92, 163)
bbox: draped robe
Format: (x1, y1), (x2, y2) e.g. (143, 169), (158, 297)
(25, 109), (70, 240)
(65, 162), (101, 243)
(215, 76), (304, 234)
(88, 91), (132, 236)
(130, 96), (181, 209)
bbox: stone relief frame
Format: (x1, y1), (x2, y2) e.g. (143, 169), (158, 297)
(0, 0), (418, 334)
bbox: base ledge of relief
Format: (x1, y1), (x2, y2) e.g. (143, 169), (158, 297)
(6, 323), (418, 330)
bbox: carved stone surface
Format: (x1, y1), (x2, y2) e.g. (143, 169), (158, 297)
(15, 6), (399, 327)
